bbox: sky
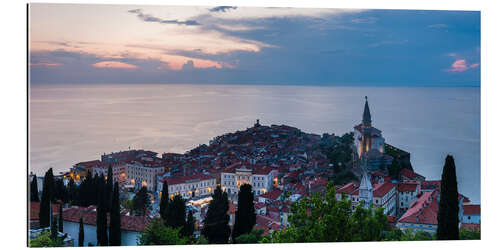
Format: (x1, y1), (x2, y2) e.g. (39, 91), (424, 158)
(29, 4), (480, 86)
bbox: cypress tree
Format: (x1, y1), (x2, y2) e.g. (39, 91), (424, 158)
(133, 187), (150, 216)
(51, 216), (58, 240)
(437, 155), (460, 240)
(232, 184), (256, 242)
(96, 175), (108, 246)
(109, 182), (122, 246)
(183, 210), (195, 239)
(106, 166), (113, 211)
(39, 168), (54, 228)
(68, 178), (76, 205)
(159, 180), (169, 222)
(58, 202), (64, 232)
(78, 217), (85, 247)
(202, 186), (231, 244)
(165, 194), (186, 229)
(30, 174), (40, 202)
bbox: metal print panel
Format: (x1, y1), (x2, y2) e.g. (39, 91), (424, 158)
(28, 3), (481, 247)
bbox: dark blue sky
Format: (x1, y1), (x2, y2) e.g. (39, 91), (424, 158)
(30, 6), (480, 86)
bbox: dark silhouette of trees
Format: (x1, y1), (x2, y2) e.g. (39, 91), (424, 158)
(39, 168), (54, 228)
(437, 155), (460, 240)
(30, 174), (40, 202)
(202, 186), (231, 244)
(109, 182), (121, 246)
(96, 175), (108, 246)
(58, 203), (63, 232)
(133, 186), (150, 216)
(165, 194), (186, 229)
(232, 184), (256, 242)
(159, 180), (169, 222)
(78, 217), (85, 246)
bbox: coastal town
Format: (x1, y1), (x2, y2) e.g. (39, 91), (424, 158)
(28, 98), (481, 246)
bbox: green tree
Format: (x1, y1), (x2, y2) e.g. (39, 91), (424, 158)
(39, 168), (54, 228)
(166, 194), (186, 229)
(109, 182), (122, 246)
(58, 203), (64, 233)
(51, 216), (58, 240)
(232, 184), (256, 242)
(138, 218), (188, 245)
(182, 210), (195, 240)
(133, 187), (150, 216)
(267, 181), (387, 243)
(159, 180), (169, 222)
(68, 178), (76, 205)
(96, 175), (108, 246)
(30, 174), (40, 202)
(106, 166), (113, 211)
(459, 229), (480, 240)
(78, 217), (85, 247)
(437, 155), (460, 240)
(235, 228), (264, 244)
(29, 230), (61, 247)
(202, 186), (231, 244)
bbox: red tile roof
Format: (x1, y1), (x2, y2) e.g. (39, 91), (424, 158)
(163, 173), (214, 185)
(260, 189), (283, 200)
(255, 202), (266, 209)
(336, 182), (359, 195)
(373, 182), (395, 197)
(29, 202), (59, 220)
(463, 204), (480, 215)
(400, 169), (424, 180)
(398, 183), (418, 193)
(61, 206), (150, 232)
(398, 190), (439, 225)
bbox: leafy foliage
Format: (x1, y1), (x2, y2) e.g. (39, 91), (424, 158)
(265, 181), (387, 243)
(459, 229), (480, 240)
(133, 187), (150, 216)
(235, 228), (265, 244)
(29, 230), (61, 247)
(320, 132), (354, 173)
(138, 218), (187, 245)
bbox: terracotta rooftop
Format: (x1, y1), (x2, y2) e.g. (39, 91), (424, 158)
(260, 189), (283, 200)
(398, 183), (418, 193)
(61, 206), (150, 232)
(336, 182), (359, 195)
(162, 173), (215, 185)
(398, 190), (439, 225)
(400, 169), (424, 180)
(463, 204), (480, 215)
(372, 182), (395, 197)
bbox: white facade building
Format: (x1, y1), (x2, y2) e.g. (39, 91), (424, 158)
(158, 173), (216, 200)
(126, 159), (165, 191)
(221, 164), (276, 196)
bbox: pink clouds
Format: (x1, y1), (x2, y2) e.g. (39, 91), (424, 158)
(92, 61), (138, 69)
(444, 59), (479, 73)
(30, 62), (62, 67)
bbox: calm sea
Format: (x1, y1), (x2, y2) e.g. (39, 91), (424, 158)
(29, 84), (480, 203)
